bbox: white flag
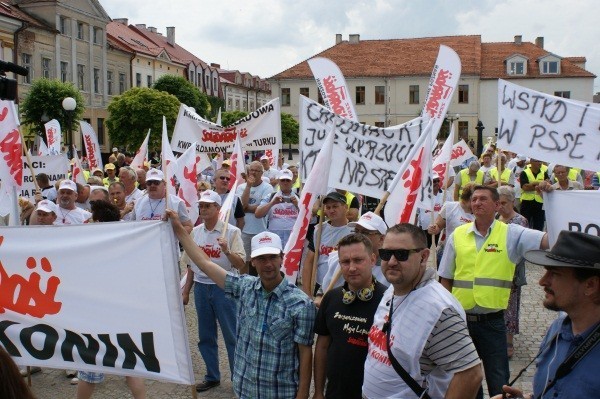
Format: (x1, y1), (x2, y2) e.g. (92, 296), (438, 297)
(308, 57), (358, 122)
(431, 126), (455, 188)
(161, 116), (177, 196)
(45, 119), (62, 155)
(282, 124), (335, 282)
(79, 121), (103, 171)
(228, 134), (245, 190)
(71, 151), (87, 187)
(130, 129), (150, 170)
(219, 180), (238, 223)
(174, 142), (199, 224)
(216, 107), (222, 126)
(0, 101), (22, 195)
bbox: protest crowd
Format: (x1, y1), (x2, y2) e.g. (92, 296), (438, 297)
(2, 54), (600, 399)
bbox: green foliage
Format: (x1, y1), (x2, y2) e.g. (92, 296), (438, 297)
(207, 96), (225, 120)
(106, 87), (180, 150)
(153, 75), (210, 117)
(281, 113), (299, 144)
(220, 111), (248, 127)
(19, 79), (85, 138)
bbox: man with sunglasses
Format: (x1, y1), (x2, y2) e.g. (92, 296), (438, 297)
(213, 168), (245, 229)
(439, 185), (549, 399)
(363, 223), (482, 398)
(132, 168), (193, 233)
(181, 190), (245, 392)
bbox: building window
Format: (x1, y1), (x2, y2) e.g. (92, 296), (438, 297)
(281, 88), (291, 106)
(250, 101), (254, 111)
(375, 86), (385, 104)
(409, 85), (419, 104)
(355, 86), (365, 105)
(21, 53), (32, 83)
(205, 74), (209, 89)
(60, 61), (68, 82)
(542, 61), (559, 74)
(93, 68), (100, 93)
(374, 122), (385, 128)
(97, 118), (105, 145)
(509, 61), (525, 75)
(197, 72), (202, 88)
(77, 22), (85, 40)
(458, 85), (469, 104)
(107, 71), (113, 95)
(458, 121), (469, 141)
(59, 16), (69, 35)
(554, 91), (570, 99)
(77, 64), (85, 90)
(93, 27), (102, 45)
(213, 77), (217, 91)
(119, 73), (126, 94)
(300, 87), (309, 98)
(189, 70), (193, 82)
(147, 75), (152, 87)
(243, 100), (247, 111)
(136, 73), (141, 87)
(317, 90), (324, 105)
(41, 57), (51, 79)
(235, 99), (240, 110)
(227, 98), (232, 110)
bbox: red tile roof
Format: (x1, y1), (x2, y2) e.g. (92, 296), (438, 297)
(271, 35), (595, 80)
(0, 1), (55, 31)
(106, 21), (165, 58)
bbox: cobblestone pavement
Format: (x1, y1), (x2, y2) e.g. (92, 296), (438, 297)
(28, 264), (555, 399)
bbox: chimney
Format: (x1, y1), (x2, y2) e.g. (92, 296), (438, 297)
(135, 24), (146, 30)
(148, 26), (157, 33)
(335, 34), (342, 45)
(514, 35), (522, 45)
(166, 26), (175, 46)
(535, 36), (544, 48)
(113, 18), (128, 25)
(349, 34), (360, 44)
(210, 63), (220, 69)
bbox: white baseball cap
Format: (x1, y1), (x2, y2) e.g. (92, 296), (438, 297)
(348, 212), (388, 235)
(146, 168), (164, 182)
(251, 232), (283, 258)
(36, 199), (58, 214)
(278, 169), (293, 181)
(260, 155), (269, 161)
(59, 180), (77, 192)
(198, 190), (222, 206)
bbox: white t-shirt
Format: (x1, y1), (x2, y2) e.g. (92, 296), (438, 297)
(54, 206), (92, 225)
(262, 191), (300, 231)
(132, 194), (190, 222)
(125, 187), (144, 204)
(416, 190), (445, 229)
(312, 223), (353, 285)
(439, 201), (474, 238)
(236, 181), (273, 234)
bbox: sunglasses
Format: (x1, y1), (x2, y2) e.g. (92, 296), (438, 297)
(146, 180), (162, 186)
(379, 248), (424, 262)
(219, 176), (231, 181)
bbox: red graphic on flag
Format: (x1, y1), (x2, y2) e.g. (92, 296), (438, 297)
(0, 127), (23, 185)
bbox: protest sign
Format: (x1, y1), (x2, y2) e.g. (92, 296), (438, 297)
(497, 79), (600, 171)
(308, 57), (358, 122)
(20, 154), (69, 200)
(543, 190), (600, 246)
(79, 121), (103, 171)
(299, 96), (426, 198)
(0, 221), (194, 384)
(170, 99), (281, 154)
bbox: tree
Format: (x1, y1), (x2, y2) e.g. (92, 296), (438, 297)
(220, 110), (248, 127)
(281, 113), (299, 145)
(19, 79), (85, 139)
(106, 87), (180, 150)
(153, 75), (210, 117)
(207, 96), (225, 121)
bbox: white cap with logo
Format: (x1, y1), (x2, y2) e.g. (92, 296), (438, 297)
(348, 211), (388, 235)
(146, 168), (164, 182)
(58, 180), (77, 192)
(251, 232), (283, 258)
(198, 190), (222, 206)
(36, 199), (58, 214)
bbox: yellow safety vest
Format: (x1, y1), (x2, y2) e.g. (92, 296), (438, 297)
(458, 169), (484, 196)
(521, 168), (544, 203)
(452, 221), (514, 310)
(567, 168), (580, 182)
(488, 167), (511, 184)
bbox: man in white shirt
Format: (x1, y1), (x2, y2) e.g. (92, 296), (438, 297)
(54, 180), (91, 225)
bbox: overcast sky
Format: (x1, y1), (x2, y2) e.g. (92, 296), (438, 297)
(101, 0), (599, 94)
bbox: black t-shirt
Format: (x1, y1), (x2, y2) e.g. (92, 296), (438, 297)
(234, 197), (245, 219)
(314, 281), (387, 399)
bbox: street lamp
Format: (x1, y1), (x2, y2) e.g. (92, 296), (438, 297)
(445, 113), (460, 139)
(476, 120), (485, 157)
(62, 97), (76, 156)
(288, 142), (293, 160)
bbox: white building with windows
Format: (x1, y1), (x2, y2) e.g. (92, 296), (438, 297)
(269, 34), (595, 144)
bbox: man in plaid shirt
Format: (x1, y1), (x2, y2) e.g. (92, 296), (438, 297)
(169, 210), (316, 399)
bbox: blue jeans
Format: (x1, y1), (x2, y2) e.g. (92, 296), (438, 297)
(194, 282), (237, 382)
(467, 315), (509, 399)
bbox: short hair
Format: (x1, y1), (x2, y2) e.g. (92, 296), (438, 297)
(460, 182), (477, 202)
(468, 160), (480, 170)
(87, 176), (103, 186)
(248, 161), (263, 172)
(338, 233), (374, 255)
(36, 173), (50, 185)
(197, 180), (212, 191)
(91, 200), (121, 222)
(553, 164), (569, 173)
(497, 185), (515, 202)
(386, 223), (427, 248)
(119, 166), (137, 180)
(472, 185), (500, 201)
(109, 181), (125, 191)
(215, 168), (230, 178)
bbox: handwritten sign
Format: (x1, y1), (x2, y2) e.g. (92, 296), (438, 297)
(170, 98), (281, 154)
(497, 79), (600, 171)
(543, 190), (600, 246)
(0, 221), (194, 384)
(299, 96), (426, 198)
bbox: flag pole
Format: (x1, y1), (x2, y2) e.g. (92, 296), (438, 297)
(325, 266), (343, 294)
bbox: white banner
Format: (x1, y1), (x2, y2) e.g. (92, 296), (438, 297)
(170, 99), (281, 153)
(299, 96), (426, 198)
(0, 221), (194, 384)
(421, 45), (462, 138)
(44, 119), (62, 155)
(450, 139), (475, 167)
(543, 190), (600, 246)
(20, 155), (69, 200)
(308, 57), (358, 122)
(497, 79), (600, 171)
(79, 121), (103, 171)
